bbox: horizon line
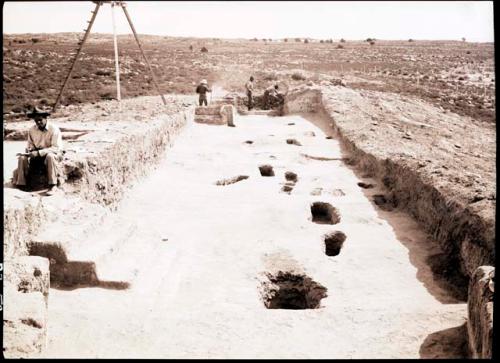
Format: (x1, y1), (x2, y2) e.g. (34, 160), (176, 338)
(3, 32), (494, 43)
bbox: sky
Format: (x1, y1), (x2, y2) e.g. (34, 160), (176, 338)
(2, 1), (495, 42)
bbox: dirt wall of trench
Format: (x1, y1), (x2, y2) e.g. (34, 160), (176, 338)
(3, 107), (193, 357)
(284, 87), (494, 283)
(63, 110), (192, 208)
(4, 192), (48, 259)
(4, 108), (192, 260)
(284, 87), (495, 358)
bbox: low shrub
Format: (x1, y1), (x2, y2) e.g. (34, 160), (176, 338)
(263, 72), (278, 81)
(291, 72), (306, 81)
(95, 70), (112, 76)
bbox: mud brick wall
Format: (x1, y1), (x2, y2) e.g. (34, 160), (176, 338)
(467, 266), (494, 358)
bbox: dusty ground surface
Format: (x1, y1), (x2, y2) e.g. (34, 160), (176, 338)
(36, 114), (468, 359)
(3, 34), (494, 124)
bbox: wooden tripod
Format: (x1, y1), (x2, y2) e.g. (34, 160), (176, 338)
(52, 1), (167, 112)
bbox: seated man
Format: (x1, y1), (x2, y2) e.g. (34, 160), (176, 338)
(14, 107), (63, 195)
(263, 84), (280, 110)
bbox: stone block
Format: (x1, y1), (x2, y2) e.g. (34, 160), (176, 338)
(4, 256), (50, 304)
(194, 114), (225, 125)
(3, 282), (47, 358)
(220, 104), (235, 126)
(467, 265), (494, 358)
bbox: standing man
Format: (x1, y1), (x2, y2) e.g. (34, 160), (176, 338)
(14, 107), (63, 195)
(245, 76), (255, 110)
(196, 79), (211, 106)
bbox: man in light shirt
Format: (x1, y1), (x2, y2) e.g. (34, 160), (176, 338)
(14, 107), (63, 195)
(245, 76), (254, 110)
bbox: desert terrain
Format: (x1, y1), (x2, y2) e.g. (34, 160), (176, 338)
(3, 34), (494, 123)
(2, 33), (495, 358)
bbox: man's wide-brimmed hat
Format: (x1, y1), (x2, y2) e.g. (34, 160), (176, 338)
(27, 106), (51, 119)
(201, 79), (208, 84)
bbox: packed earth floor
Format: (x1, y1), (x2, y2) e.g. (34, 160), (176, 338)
(38, 113), (467, 358)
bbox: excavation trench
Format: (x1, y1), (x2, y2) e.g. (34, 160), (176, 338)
(260, 271), (328, 309)
(324, 231), (347, 257)
(283, 88), (494, 288)
(10, 109), (470, 358)
(311, 202), (341, 224)
(281, 88), (494, 357)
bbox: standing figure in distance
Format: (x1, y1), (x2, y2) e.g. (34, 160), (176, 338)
(245, 76), (255, 110)
(196, 79), (211, 106)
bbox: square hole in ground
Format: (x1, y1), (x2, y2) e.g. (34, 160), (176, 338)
(260, 271), (328, 309)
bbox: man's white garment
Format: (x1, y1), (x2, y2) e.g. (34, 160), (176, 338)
(27, 121), (63, 156)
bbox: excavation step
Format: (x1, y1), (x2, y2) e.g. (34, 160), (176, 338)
(194, 114), (225, 125)
(27, 200), (134, 288)
(194, 106), (221, 116)
(194, 101), (235, 126)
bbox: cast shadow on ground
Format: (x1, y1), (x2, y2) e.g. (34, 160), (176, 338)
(351, 167), (467, 304)
(29, 242), (131, 291)
(419, 323), (469, 358)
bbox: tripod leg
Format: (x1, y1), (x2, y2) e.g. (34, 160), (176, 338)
(52, 2), (101, 112)
(120, 3), (167, 105)
(111, 2), (121, 102)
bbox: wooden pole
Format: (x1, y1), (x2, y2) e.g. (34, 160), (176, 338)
(111, 1), (122, 120)
(111, 2), (121, 102)
(52, 2), (101, 112)
(120, 2), (167, 105)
